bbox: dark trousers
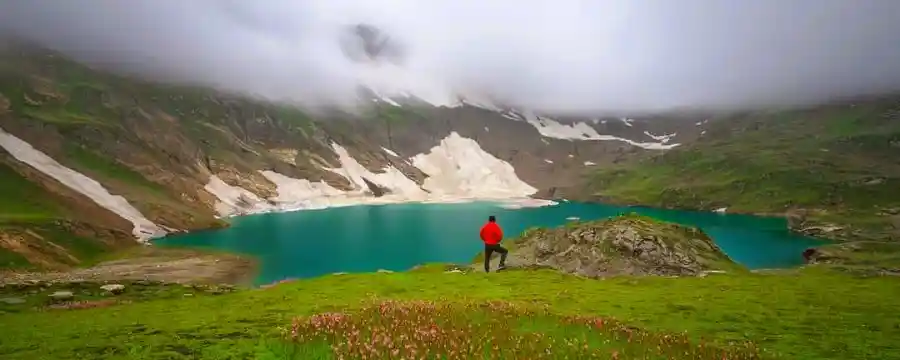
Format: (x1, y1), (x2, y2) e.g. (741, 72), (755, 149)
(484, 243), (508, 272)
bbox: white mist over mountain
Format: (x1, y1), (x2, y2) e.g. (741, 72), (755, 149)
(2, 0), (900, 115)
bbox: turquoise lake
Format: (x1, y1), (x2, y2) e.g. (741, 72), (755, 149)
(155, 202), (826, 285)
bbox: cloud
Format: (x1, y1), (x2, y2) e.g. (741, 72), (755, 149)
(2, 0), (900, 115)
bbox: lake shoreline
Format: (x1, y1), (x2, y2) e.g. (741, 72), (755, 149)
(568, 195), (845, 243)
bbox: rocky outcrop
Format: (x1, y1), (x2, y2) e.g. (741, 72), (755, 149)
(501, 214), (739, 277)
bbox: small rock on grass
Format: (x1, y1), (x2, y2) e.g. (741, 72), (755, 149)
(100, 284), (126, 295)
(49, 291), (74, 302)
(0, 297), (26, 305)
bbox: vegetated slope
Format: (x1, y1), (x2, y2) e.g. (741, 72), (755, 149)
(582, 96), (900, 245)
(501, 214), (742, 277)
(0, 42), (695, 270)
(1, 267), (899, 360)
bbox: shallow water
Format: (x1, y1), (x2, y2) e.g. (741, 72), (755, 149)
(155, 202), (825, 285)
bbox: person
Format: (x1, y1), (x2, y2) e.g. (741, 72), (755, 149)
(480, 215), (508, 272)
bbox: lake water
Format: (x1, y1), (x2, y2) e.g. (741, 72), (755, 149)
(155, 202), (826, 285)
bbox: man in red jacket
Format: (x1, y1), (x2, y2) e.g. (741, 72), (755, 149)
(480, 215), (508, 272)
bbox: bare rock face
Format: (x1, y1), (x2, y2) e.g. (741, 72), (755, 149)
(506, 214), (739, 277)
(361, 177), (390, 197)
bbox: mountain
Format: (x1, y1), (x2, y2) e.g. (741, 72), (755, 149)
(579, 96), (900, 245)
(0, 43), (693, 270)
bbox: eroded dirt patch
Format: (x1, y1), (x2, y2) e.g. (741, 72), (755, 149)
(1, 247), (256, 285)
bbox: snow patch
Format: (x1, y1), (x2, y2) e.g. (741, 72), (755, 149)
(484, 126), (489, 132)
(327, 144), (427, 198)
(620, 118), (635, 127)
(259, 170), (383, 211)
(0, 127), (165, 241)
(584, 161), (596, 166)
(411, 132), (538, 200)
(714, 207), (727, 214)
(643, 131), (677, 144)
(204, 176), (275, 217)
(509, 110), (679, 150)
(544, 159), (554, 164)
(567, 154), (574, 158)
(211, 132), (550, 216)
(381, 147), (399, 157)
(497, 198), (558, 209)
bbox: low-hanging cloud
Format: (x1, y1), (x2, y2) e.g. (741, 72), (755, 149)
(2, 0), (900, 115)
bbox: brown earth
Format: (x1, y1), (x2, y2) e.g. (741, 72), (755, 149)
(0, 247), (256, 286)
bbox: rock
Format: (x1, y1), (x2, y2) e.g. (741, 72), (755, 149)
(49, 291), (74, 302)
(785, 209), (808, 229)
(0, 297), (26, 305)
(497, 214), (738, 278)
(864, 178), (885, 186)
(799, 225), (844, 237)
(376, 269), (394, 274)
(206, 288), (225, 295)
(100, 284), (126, 295)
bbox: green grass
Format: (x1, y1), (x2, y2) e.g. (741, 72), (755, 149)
(61, 144), (169, 195)
(586, 98), (900, 242)
(1, 267), (899, 359)
(0, 162), (65, 222)
(0, 247), (30, 268)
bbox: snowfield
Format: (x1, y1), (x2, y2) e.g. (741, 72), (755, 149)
(205, 131), (556, 217)
(0, 126), (166, 241)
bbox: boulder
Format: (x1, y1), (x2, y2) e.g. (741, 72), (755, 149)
(100, 284), (126, 295)
(49, 291), (74, 302)
(499, 213), (740, 278)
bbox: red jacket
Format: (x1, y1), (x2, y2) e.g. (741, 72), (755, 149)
(480, 222), (503, 245)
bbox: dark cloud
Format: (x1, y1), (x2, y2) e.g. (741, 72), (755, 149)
(2, 0), (900, 115)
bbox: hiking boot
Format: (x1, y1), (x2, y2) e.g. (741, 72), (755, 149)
(497, 264), (507, 271)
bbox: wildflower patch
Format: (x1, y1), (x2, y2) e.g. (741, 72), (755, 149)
(284, 300), (762, 359)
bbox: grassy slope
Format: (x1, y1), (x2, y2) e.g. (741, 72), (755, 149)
(585, 97), (900, 243)
(0, 162), (109, 269)
(1, 268), (899, 359)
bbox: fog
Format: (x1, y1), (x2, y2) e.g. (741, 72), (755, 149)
(2, 0), (900, 115)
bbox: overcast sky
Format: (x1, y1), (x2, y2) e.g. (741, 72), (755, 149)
(2, 0), (900, 115)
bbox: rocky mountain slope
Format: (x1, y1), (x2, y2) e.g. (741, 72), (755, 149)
(0, 43), (700, 270)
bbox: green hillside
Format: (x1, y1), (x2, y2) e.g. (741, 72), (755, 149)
(585, 97), (900, 245)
